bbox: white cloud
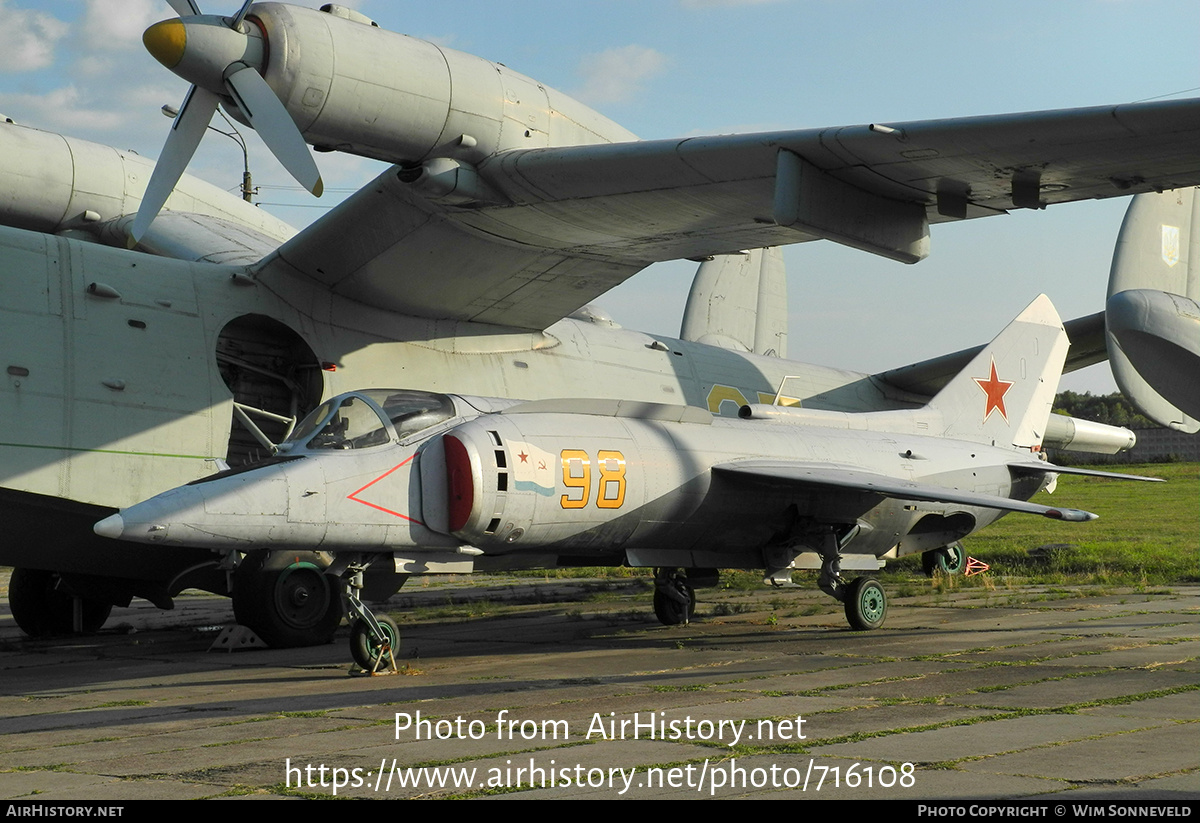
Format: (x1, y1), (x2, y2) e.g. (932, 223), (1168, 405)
(0, 1), (69, 72)
(575, 45), (668, 105)
(81, 0), (163, 51)
(0, 85), (125, 131)
(0, 77), (184, 141)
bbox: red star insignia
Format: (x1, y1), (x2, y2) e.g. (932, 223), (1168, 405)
(518, 451), (529, 463)
(973, 358), (1013, 423)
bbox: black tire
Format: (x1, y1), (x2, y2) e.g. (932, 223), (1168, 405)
(9, 568), (112, 637)
(843, 576), (887, 631)
(350, 615), (400, 670)
(921, 544), (966, 577)
(653, 579), (695, 626)
(232, 551), (342, 647)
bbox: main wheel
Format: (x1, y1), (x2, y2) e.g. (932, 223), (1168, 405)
(921, 544), (965, 577)
(9, 568), (112, 636)
(653, 570), (695, 626)
(843, 576), (887, 631)
(350, 615), (400, 670)
(233, 551), (342, 647)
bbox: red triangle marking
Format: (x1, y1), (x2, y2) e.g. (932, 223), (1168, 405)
(346, 455), (422, 523)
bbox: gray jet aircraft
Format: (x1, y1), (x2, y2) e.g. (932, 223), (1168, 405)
(96, 294), (1159, 669)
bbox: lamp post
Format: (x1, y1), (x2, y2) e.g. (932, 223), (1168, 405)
(161, 104), (255, 202)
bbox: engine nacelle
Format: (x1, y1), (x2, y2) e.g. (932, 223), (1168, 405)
(246, 4), (635, 167)
(0, 121), (291, 244)
(1106, 188), (1200, 431)
(440, 413), (661, 554)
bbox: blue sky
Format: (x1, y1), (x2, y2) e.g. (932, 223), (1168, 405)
(1, 0), (1197, 391)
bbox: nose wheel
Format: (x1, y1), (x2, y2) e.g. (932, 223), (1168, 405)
(350, 614), (400, 673)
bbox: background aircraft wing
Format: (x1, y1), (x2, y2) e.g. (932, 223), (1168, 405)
(875, 312), (1107, 398)
(257, 98), (1200, 331)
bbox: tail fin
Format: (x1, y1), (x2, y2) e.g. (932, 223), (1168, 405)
(928, 294), (1069, 449)
(681, 247), (788, 358)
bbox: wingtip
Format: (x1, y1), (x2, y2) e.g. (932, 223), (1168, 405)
(312, 177), (324, 198)
(1045, 507), (1099, 522)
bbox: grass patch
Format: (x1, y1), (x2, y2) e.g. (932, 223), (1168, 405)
(889, 463), (1198, 586)
(95, 700), (150, 708)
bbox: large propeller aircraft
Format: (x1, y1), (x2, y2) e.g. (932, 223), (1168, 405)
(1, 3), (1197, 659)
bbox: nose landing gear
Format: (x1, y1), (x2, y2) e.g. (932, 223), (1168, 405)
(341, 561), (400, 675)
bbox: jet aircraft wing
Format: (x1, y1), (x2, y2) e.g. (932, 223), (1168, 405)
(875, 312), (1107, 397)
(714, 461), (1099, 521)
(257, 98), (1200, 331)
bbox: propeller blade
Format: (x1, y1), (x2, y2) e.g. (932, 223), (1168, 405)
(165, 0), (201, 16)
(229, 0), (254, 29)
(131, 85), (220, 243)
(224, 65), (323, 196)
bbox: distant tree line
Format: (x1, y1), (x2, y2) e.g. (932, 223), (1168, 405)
(1052, 391), (1157, 429)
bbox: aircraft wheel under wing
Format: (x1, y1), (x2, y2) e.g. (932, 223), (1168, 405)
(8, 568), (113, 636)
(653, 568), (696, 626)
(921, 544), (965, 577)
(844, 577), (887, 631)
(233, 551), (343, 647)
(350, 615), (400, 671)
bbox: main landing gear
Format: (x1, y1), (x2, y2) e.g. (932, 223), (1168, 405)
(815, 528), (889, 631)
(921, 542), (965, 577)
(231, 550), (342, 648)
(653, 567), (697, 626)
(226, 551), (401, 670)
(842, 576), (887, 630)
(8, 568), (113, 636)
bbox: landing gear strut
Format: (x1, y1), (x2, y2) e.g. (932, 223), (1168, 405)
(342, 561), (399, 674)
(813, 526), (888, 631)
(653, 567), (696, 626)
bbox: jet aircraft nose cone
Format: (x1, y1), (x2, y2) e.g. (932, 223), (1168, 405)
(143, 19), (187, 70)
(94, 513), (125, 540)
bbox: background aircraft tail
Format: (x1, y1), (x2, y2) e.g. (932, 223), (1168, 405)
(928, 294), (1069, 449)
(681, 247), (788, 358)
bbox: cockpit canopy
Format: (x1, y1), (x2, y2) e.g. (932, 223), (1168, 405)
(283, 389), (456, 451)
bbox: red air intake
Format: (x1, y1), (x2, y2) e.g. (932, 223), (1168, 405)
(443, 434), (474, 532)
